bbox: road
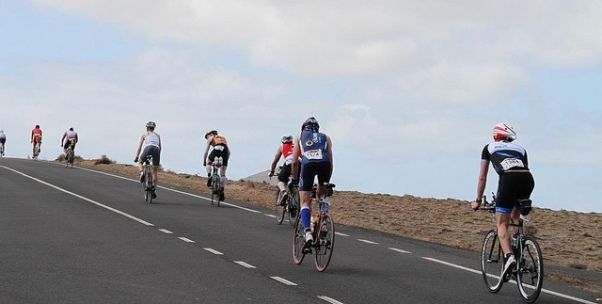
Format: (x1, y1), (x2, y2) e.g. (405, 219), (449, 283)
(0, 158), (599, 303)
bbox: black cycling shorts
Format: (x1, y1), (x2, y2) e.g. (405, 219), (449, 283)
(139, 145), (161, 166)
(496, 171), (534, 214)
(208, 144), (230, 166)
(0, 138), (5, 144)
(299, 161), (332, 192)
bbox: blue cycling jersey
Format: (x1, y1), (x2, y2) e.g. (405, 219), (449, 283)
(300, 130), (330, 163)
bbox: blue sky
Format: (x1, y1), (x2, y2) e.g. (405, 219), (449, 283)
(1, 1), (601, 212)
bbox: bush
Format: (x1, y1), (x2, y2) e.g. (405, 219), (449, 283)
(95, 155), (115, 165)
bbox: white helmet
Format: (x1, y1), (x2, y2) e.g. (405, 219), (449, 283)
(493, 122), (517, 142)
(281, 134), (293, 143)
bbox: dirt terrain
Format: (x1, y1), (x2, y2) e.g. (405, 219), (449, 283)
(72, 159), (601, 293)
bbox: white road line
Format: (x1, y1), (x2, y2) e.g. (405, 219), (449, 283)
(234, 261), (257, 269)
(422, 257), (597, 304)
(270, 276), (297, 286)
(389, 247), (411, 254)
(76, 166), (262, 213)
(158, 229), (173, 234)
(357, 239), (379, 245)
(265, 214), (277, 218)
(178, 237), (195, 243)
(204, 248), (224, 255)
(318, 296), (345, 304)
(335, 232), (349, 237)
(0, 165), (155, 227)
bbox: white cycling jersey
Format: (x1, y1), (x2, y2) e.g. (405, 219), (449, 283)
(143, 132), (161, 148)
(65, 130), (77, 140)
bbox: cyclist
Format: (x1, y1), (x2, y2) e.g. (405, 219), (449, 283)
(61, 127), (79, 155)
(291, 117), (333, 245)
(269, 134), (295, 205)
(31, 125), (43, 158)
(203, 130), (230, 201)
(0, 130), (6, 156)
(471, 122), (534, 279)
(134, 121), (161, 198)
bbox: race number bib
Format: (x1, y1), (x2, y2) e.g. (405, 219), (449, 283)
(304, 149), (323, 160)
(501, 158), (524, 171)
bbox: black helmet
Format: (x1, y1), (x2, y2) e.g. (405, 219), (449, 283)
(301, 117), (319, 131)
(35, 125), (40, 128)
(205, 130), (218, 139)
(69, 127), (74, 131)
(146, 121), (156, 129)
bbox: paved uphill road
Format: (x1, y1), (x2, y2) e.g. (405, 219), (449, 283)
(0, 158), (599, 303)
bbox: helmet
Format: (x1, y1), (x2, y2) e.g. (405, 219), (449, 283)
(69, 127), (74, 131)
(301, 117), (319, 132)
(146, 121), (156, 129)
(281, 134), (293, 143)
(35, 125), (40, 128)
(493, 122), (517, 142)
(205, 130), (218, 139)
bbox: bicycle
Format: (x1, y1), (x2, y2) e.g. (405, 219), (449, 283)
(292, 183), (336, 272)
(479, 194), (543, 303)
(32, 142), (41, 160)
(270, 169), (300, 226)
(0, 142), (4, 157)
(209, 156), (224, 207)
(64, 142), (75, 168)
(141, 155), (156, 204)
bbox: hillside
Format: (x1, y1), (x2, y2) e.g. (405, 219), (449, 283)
(72, 158), (601, 293)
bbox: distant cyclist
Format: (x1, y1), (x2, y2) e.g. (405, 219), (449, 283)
(134, 121), (161, 197)
(269, 134), (296, 205)
(203, 130), (230, 200)
(471, 123), (534, 279)
(291, 117), (333, 245)
(0, 130), (6, 156)
(61, 127), (79, 155)
(31, 125), (43, 158)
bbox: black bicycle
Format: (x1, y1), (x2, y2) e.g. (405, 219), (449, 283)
(293, 183), (335, 272)
(271, 174), (300, 226)
(479, 194), (543, 303)
(141, 155), (155, 204)
(64, 141), (75, 168)
(209, 156), (223, 207)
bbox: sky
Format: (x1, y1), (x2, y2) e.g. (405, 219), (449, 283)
(1, 0), (601, 212)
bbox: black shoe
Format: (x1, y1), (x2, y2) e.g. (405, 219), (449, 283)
(207, 177), (212, 187)
(219, 190), (225, 201)
(279, 193), (288, 206)
(139, 172), (145, 183)
(151, 191), (157, 199)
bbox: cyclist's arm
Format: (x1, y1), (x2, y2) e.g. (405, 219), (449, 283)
(270, 146), (283, 173)
(202, 140), (211, 165)
(156, 133), (161, 149)
(135, 134), (145, 159)
(290, 134), (301, 180)
(474, 159), (489, 207)
(326, 135), (333, 175)
(61, 132), (67, 146)
(74, 133), (78, 143)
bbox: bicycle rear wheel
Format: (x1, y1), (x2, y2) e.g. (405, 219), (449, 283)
(211, 175), (220, 206)
(292, 216), (306, 265)
(288, 189), (300, 227)
(314, 215), (335, 272)
(144, 168), (153, 204)
(516, 236), (544, 303)
(274, 189), (286, 224)
(481, 229), (503, 293)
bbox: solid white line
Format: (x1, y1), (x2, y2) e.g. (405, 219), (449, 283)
(158, 229), (173, 234)
(421, 257), (597, 304)
(270, 276), (297, 286)
(204, 248), (224, 255)
(265, 214), (277, 218)
(335, 232), (350, 237)
(178, 237), (195, 243)
(0, 165), (155, 227)
(317, 296), (345, 304)
(234, 261), (257, 269)
(77, 166), (262, 213)
(357, 239), (379, 245)
(389, 247), (411, 254)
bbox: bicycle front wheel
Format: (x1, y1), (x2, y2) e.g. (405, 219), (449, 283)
(516, 236), (544, 303)
(288, 189), (300, 227)
(481, 229), (503, 293)
(292, 216), (306, 265)
(274, 189), (285, 225)
(314, 215), (335, 272)
(211, 175), (221, 206)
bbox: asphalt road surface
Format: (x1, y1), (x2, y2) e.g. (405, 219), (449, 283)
(0, 158), (599, 303)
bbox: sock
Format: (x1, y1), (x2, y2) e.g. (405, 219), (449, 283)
(300, 207), (311, 230)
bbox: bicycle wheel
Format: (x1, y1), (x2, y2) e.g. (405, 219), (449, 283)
(274, 189), (286, 225)
(211, 175), (220, 206)
(314, 215), (335, 272)
(288, 189), (300, 227)
(292, 216), (306, 265)
(481, 229), (504, 293)
(67, 149), (74, 168)
(144, 168), (153, 204)
(516, 236), (544, 303)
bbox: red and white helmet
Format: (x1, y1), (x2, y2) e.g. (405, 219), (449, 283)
(493, 123), (517, 142)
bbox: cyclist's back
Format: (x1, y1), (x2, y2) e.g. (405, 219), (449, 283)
(31, 125), (42, 143)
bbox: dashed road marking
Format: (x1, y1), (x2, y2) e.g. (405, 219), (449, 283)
(158, 229), (173, 234)
(270, 276), (297, 286)
(234, 261), (257, 269)
(318, 296), (345, 304)
(389, 247), (411, 254)
(204, 248), (224, 255)
(357, 239), (379, 245)
(178, 237), (195, 243)
(335, 232), (349, 237)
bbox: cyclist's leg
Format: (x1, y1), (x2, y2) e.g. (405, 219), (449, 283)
(495, 175), (515, 255)
(151, 146), (160, 187)
(316, 161), (333, 215)
(299, 163), (317, 238)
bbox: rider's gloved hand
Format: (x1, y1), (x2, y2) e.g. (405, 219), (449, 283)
(471, 200), (480, 211)
(268, 171), (274, 177)
(203, 161), (206, 167)
(134, 156), (139, 163)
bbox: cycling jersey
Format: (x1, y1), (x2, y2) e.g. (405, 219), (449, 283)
(143, 132), (161, 148)
(65, 130), (77, 140)
(299, 130), (330, 164)
(209, 134), (228, 146)
(282, 142), (294, 163)
(31, 128), (43, 143)
(482, 141), (528, 175)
